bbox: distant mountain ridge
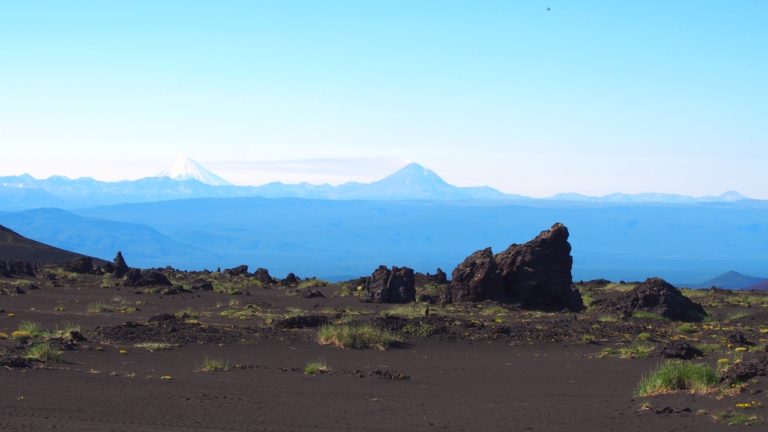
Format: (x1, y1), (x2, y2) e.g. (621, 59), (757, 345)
(0, 159), (754, 210)
(683, 271), (768, 290)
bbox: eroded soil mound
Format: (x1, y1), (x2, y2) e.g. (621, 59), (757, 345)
(595, 277), (706, 322)
(90, 313), (241, 345)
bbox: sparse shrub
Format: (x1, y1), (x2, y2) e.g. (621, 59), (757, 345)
(199, 357), (230, 372)
(0, 332), (8, 339)
(25, 343), (64, 363)
(317, 324), (400, 350)
(635, 360), (719, 396)
(304, 359), (331, 375)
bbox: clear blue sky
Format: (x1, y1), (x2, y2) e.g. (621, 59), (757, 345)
(1, 1), (766, 197)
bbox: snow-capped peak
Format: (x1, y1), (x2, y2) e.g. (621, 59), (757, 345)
(158, 157), (231, 186)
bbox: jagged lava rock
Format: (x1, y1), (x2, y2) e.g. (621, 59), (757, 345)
(450, 248), (505, 302)
(364, 265), (415, 303)
(494, 223), (582, 311)
(599, 277), (706, 322)
(446, 224), (582, 311)
(65, 257), (93, 274)
(113, 251), (129, 278)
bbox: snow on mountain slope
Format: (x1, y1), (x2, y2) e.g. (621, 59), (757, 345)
(157, 157), (231, 186)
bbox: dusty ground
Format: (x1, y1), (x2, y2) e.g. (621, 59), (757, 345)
(1, 269), (767, 431)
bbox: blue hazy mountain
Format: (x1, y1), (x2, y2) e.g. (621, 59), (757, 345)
(551, 191), (747, 204)
(0, 208), (218, 268)
(0, 198), (763, 282)
(682, 271), (768, 289)
(0, 159), (750, 210)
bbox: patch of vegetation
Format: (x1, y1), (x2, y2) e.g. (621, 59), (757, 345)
(199, 357), (230, 372)
(25, 343), (64, 363)
(631, 311), (668, 321)
(335, 283), (364, 298)
(637, 332), (654, 342)
(317, 324), (400, 350)
(134, 342), (177, 352)
(402, 322), (438, 338)
(297, 279), (329, 289)
(87, 302), (138, 313)
(478, 305), (508, 317)
(635, 361), (719, 396)
(714, 411), (763, 426)
(17, 321), (49, 338)
(676, 323), (697, 334)
(695, 343), (722, 353)
(304, 359), (331, 375)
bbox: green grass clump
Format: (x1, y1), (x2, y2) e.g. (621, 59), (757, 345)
(199, 357), (230, 372)
(676, 323), (697, 334)
(631, 311), (668, 321)
(134, 342), (177, 352)
(317, 324), (400, 350)
(25, 343), (64, 363)
(297, 279), (329, 289)
(635, 360), (719, 396)
(714, 411), (762, 426)
(17, 321), (49, 338)
(618, 343), (655, 359)
(304, 359), (331, 375)
(695, 343), (722, 353)
(637, 332), (654, 342)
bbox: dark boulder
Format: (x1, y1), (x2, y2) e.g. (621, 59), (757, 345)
(190, 279), (214, 291)
(448, 248), (505, 302)
(655, 341), (704, 360)
(363, 265), (416, 304)
(125, 269), (172, 287)
(722, 353), (768, 383)
(415, 268), (448, 287)
(113, 252), (129, 278)
(446, 224), (582, 312)
(726, 332), (754, 347)
(494, 223), (581, 311)
(224, 265), (249, 276)
(65, 257), (94, 274)
(302, 288), (325, 299)
(597, 278), (706, 322)
(254, 268), (273, 285)
(282, 272), (299, 285)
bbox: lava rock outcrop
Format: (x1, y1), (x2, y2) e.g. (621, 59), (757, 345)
(363, 265), (416, 304)
(596, 277), (706, 322)
(445, 224), (583, 312)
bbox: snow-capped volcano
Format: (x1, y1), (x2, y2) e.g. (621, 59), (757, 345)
(157, 157), (231, 186)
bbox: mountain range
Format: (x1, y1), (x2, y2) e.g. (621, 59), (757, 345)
(1, 197), (767, 283)
(0, 158), (752, 211)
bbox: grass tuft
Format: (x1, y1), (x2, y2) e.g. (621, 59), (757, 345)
(304, 359), (331, 375)
(635, 360), (718, 396)
(25, 343), (64, 363)
(199, 357), (230, 372)
(317, 324), (400, 350)
(134, 342), (177, 352)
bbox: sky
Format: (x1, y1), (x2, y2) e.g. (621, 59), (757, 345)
(0, 1), (766, 197)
